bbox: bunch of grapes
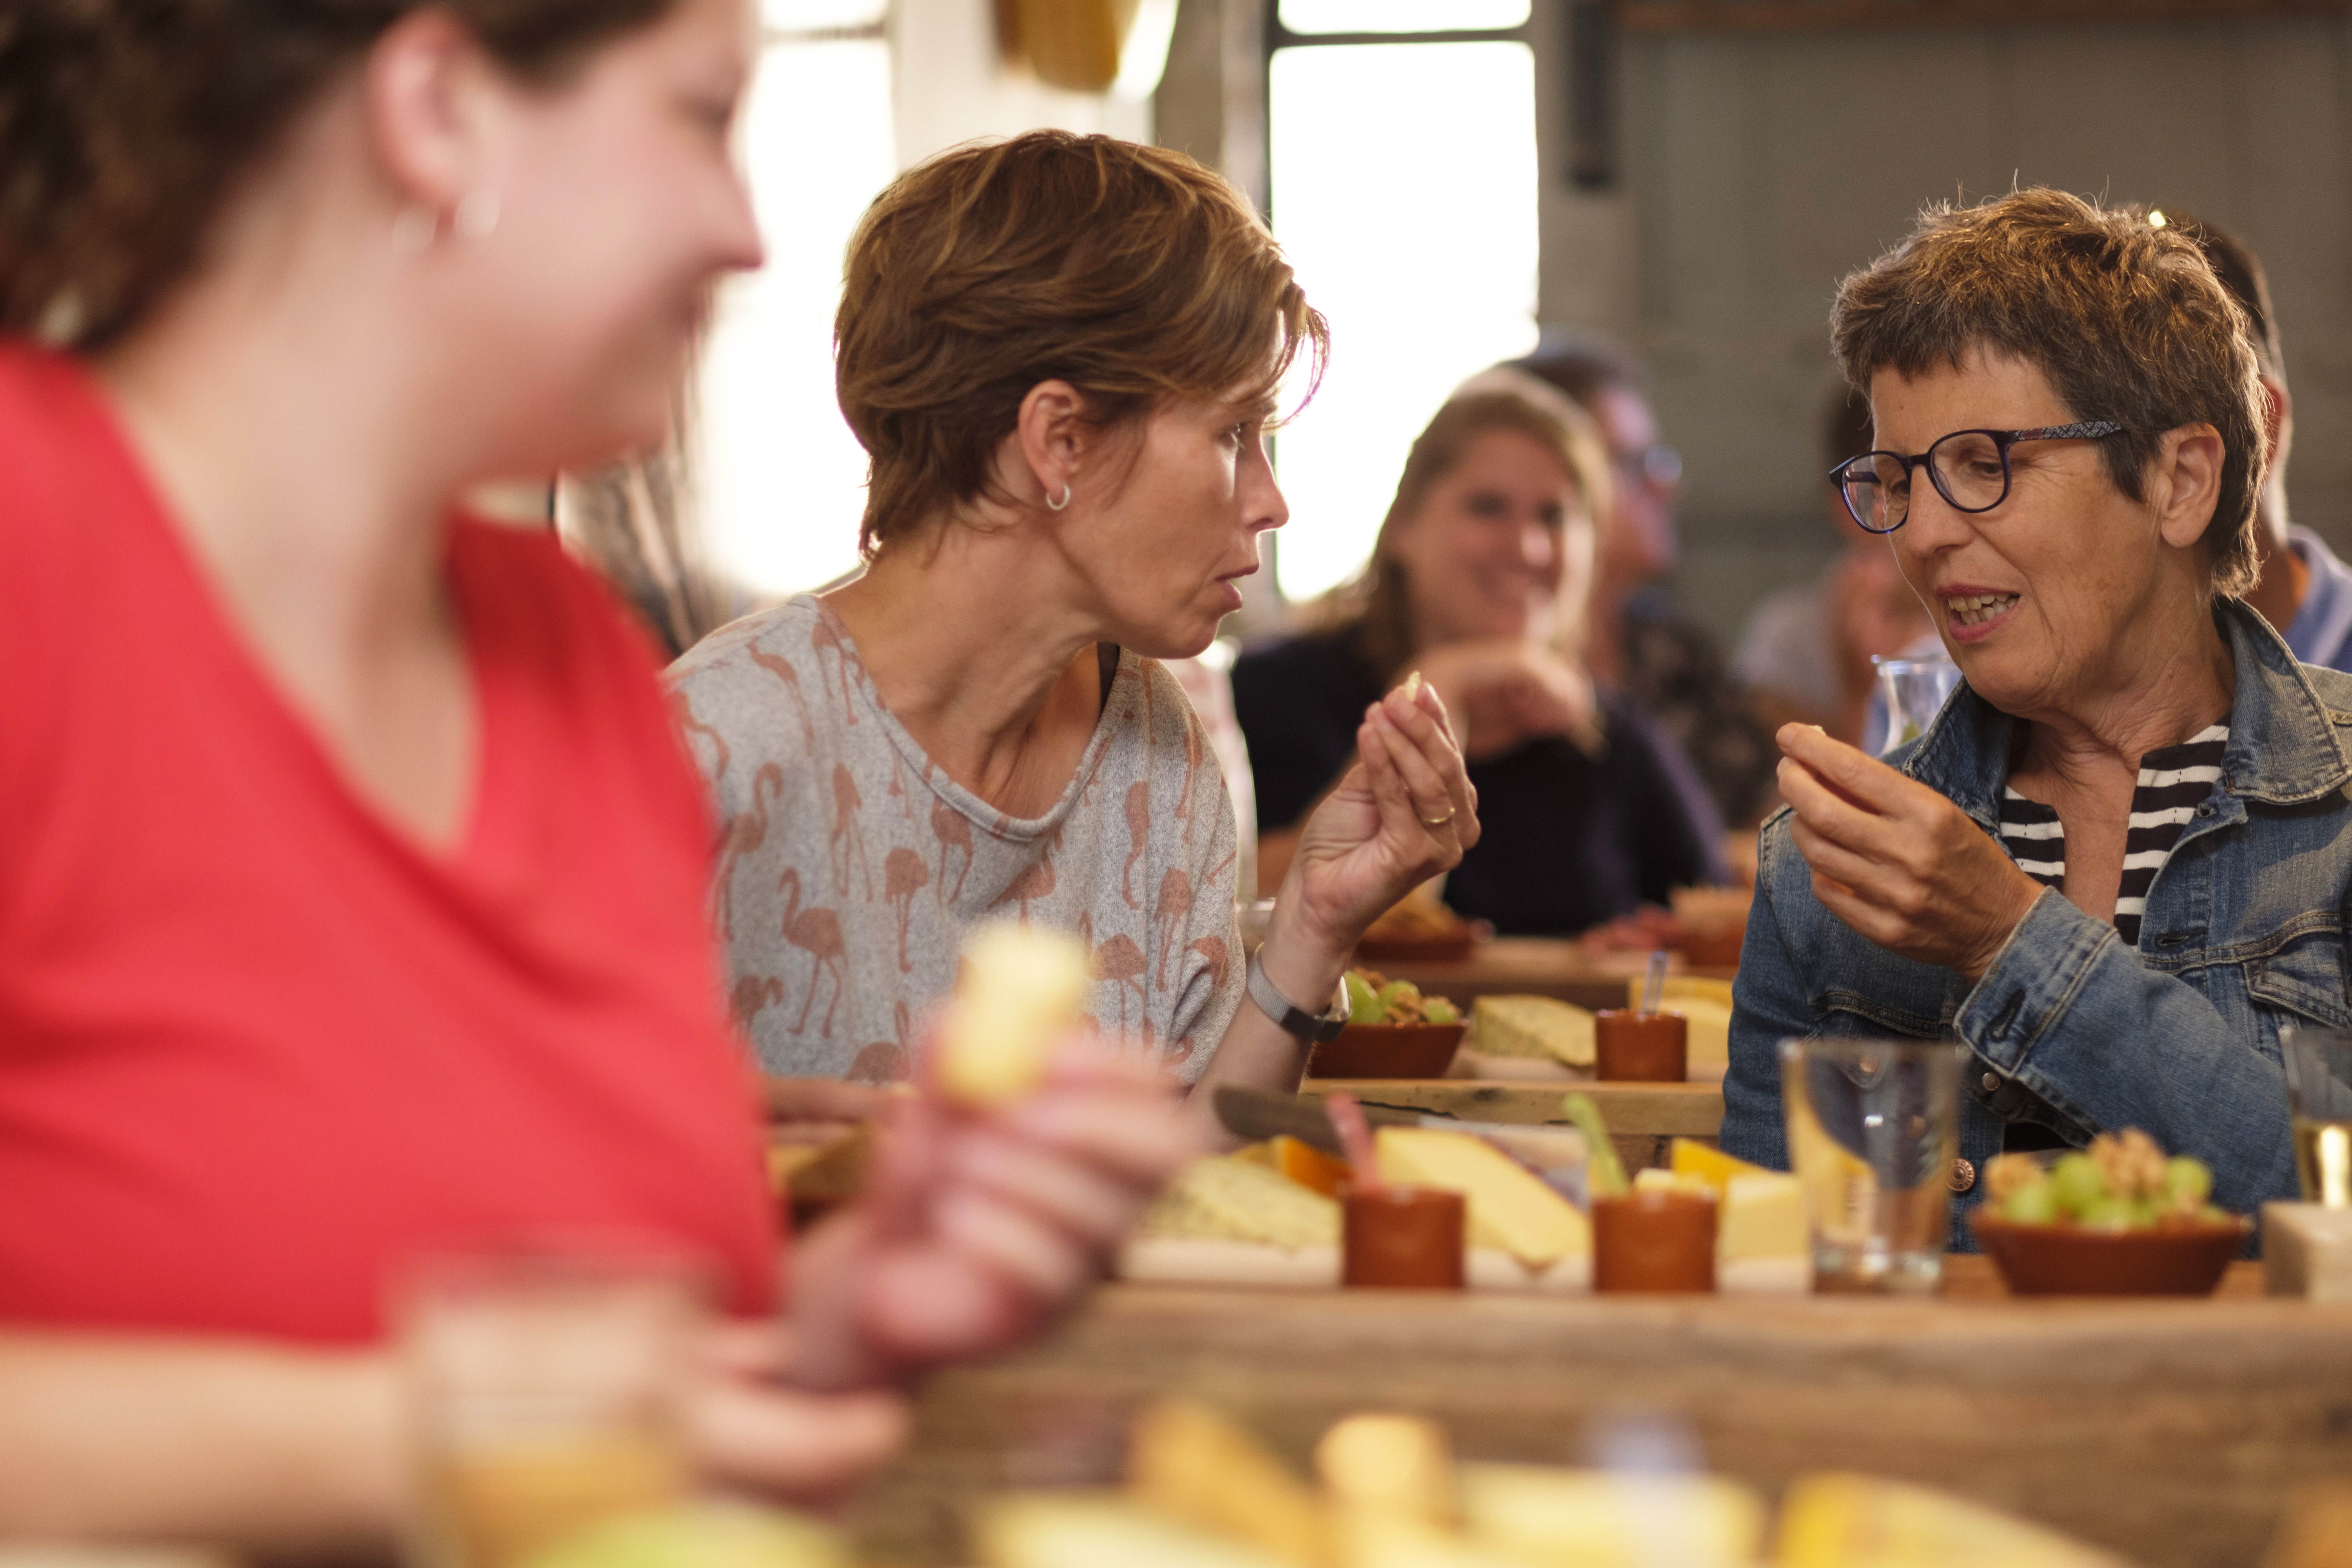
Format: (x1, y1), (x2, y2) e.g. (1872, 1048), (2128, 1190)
(1342, 969), (1460, 1027)
(1983, 1128), (2225, 1230)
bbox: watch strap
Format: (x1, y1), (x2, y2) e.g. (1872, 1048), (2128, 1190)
(1247, 950), (1349, 1045)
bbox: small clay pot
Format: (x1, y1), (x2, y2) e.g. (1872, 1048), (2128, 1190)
(1595, 1010), (1688, 1082)
(1593, 1189), (1717, 1293)
(1342, 1186), (1466, 1289)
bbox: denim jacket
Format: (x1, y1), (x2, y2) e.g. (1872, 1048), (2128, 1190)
(1723, 601), (2352, 1247)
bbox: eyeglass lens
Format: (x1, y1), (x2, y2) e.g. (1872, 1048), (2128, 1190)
(1842, 431), (2009, 532)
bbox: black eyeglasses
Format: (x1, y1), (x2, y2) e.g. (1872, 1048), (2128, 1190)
(1830, 423), (2127, 534)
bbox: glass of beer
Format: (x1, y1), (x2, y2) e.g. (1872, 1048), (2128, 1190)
(1780, 1038), (1962, 1293)
(401, 1243), (707, 1568)
(2284, 1027), (2352, 1207)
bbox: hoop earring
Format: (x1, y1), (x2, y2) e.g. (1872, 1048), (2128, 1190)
(453, 190), (501, 240)
(1045, 483), (1073, 512)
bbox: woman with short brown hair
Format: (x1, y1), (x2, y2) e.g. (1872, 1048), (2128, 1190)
(673, 131), (1477, 1104)
(1724, 188), (2334, 1236)
(0, 0), (1196, 1541)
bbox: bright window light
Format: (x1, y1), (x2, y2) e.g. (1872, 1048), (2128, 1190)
(1267, 42), (1539, 602)
(762, 0), (886, 27)
(696, 36), (895, 600)
(1279, 0), (1529, 33)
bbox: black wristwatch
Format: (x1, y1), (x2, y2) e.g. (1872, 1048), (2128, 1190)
(1246, 950), (1349, 1044)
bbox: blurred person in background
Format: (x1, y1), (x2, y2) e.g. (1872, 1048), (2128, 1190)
(1736, 388), (1936, 746)
(1233, 382), (1722, 937)
(1726, 190), (2330, 1229)
(2168, 212), (2352, 671)
(0, 0), (1195, 1546)
(670, 133), (1478, 1107)
(1513, 334), (1779, 832)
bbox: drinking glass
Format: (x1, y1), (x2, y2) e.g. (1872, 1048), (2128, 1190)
(2283, 1026), (2352, 1207)
(401, 1245), (707, 1568)
(1780, 1038), (1963, 1293)
(1872, 655), (1962, 752)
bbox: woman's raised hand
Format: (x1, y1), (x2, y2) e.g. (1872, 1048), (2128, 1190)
(1416, 641), (1601, 761)
(1775, 723), (2041, 982)
(1282, 679), (1482, 951)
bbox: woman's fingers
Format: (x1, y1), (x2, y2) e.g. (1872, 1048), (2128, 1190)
(931, 1187), (1102, 1303)
(1776, 755), (1899, 860)
(944, 1132), (1148, 1250)
(1369, 709), (1463, 848)
(690, 1374), (910, 1507)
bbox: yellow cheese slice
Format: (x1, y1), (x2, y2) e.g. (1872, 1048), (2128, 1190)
(975, 1494), (1296, 1568)
(1669, 1139), (1771, 1195)
(1141, 1156), (1341, 1250)
(1719, 1172), (1808, 1260)
(936, 924), (1090, 1107)
(1461, 1464), (1765, 1568)
(1776, 1473), (2128, 1568)
(1375, 1127), (1589, 1267)
(1128, 1401), (1326, 1568)
(1467, 996), (1595, 1068)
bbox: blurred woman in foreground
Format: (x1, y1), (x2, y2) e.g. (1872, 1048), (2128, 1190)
(672, 132), (1478, 1108)
(1724, 189), (2339, 1231)
(0, 0), (1188, 1545)
(1233, 382), (1721, 936)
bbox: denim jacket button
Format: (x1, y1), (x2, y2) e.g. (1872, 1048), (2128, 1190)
(1981, 1071), (1999, 1092)
(1950, 1157), (1978, 1194)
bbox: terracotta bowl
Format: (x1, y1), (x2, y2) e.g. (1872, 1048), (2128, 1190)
(1308, 1022), (1466, 1080)
(1971, 1210), (2250, 1296)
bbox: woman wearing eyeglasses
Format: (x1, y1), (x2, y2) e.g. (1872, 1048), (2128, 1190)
(1721, 188), (2337, 1236)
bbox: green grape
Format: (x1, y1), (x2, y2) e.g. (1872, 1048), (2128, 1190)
(1422, 997), (1460, 1026)
(1377, 979), (1422, 1007)
(2050, 1152), (2104, 1216)
(2076, 1194), (2138, 1231)
(2000, 1180), (2059, 1225)
(1344, 972), (1384, 1025)
(2199, 1204), (2231, 1225)
(2164, 1156), (2213, 1207)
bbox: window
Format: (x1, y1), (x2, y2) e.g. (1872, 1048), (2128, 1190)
(695, 0), (896, 600)
(1266, 1), (1540, 602)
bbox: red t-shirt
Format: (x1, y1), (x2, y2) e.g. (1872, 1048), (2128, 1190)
(0, 343), (777, 1342)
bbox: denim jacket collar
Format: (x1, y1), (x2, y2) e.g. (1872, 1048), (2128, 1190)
(1899, 599), (2352, 823)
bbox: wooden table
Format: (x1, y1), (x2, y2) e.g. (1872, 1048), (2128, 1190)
(1303, 1077), (1726, 1172)
(852, 1260), (2350, 1568)
(1373, 938), (1736, 1012)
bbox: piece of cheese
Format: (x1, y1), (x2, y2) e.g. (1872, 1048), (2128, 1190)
(1776, 1473), (2128, 1568)
(1315, 1415), (1454, 1524)
(974, 1494), (1296, 1568)
(1142, 1157), (1341, 1250)
(2265, 1202), (2352, 1301)
(1128, 1401), (1327, 1568)
(1460, 1464), (1764, 1568)
(1719, 1172), (1808, 1261)
(1376, 1127), (1589, 1267)
(936, 924), (1091, 1106)
(1466, 996), (1595, 1069)
(1338, 1518), (1524, 1568)
(1668, 1139), (1771, 1195)
(1632, 1168), (1711, 1196)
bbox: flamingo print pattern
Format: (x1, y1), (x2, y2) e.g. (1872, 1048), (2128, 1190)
(666, 594), (1245, 1082)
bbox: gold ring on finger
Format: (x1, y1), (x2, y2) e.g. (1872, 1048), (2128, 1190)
(1419, 808), (1457, 828)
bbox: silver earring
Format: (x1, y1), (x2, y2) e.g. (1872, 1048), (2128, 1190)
(1046, 483), (1073, 512)
(391, 205), (439, 253)
(453, 190), (501, 240)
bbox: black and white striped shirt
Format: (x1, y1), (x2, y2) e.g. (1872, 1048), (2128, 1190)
(1995, 724), (2228, 949)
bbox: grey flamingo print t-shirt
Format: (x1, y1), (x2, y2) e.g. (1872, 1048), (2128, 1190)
(666, 594), (1244, 1084)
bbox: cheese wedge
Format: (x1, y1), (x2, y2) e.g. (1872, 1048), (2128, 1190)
(2264, 1202), (2352, 1301)
(1142, 1156), (1341, 1250)
(1668, 1139), (1770, 1195)
(1129, 1401), (1327, 1568)
(1719, 1172), (1807, 1261)
(1234, 1134), (1350, 1198)
(1376, 1127), (1589, 1267)
(1466, 996), (1595, 1069)
(1460, 1464), (1764, 1568)
(936, 924), (1090, 1107)
(1776, 1473), (2128, 1568)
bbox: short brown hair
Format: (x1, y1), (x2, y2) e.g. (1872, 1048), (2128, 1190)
(1335, 383), (1610, 679)
(835, 131), (1327, 557)
(0, 0), (672, 350)
(1829, 188), (2267, 597)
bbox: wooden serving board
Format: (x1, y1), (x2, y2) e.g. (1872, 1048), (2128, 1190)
(1374, 938), (1737, 1011)
(853, 1262), (2352, 1568)
(1304, 1077), (1725, 1173)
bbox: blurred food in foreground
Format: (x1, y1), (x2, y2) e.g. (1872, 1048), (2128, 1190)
(970, 1400), (2125, 1568)
(518, 1503), (847, 1568)
(935, 925), (1091, 1107)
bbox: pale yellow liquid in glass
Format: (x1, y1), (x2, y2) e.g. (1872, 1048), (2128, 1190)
(426, 1430), (685, 1568)
(2294, 1118), (2352, 1207)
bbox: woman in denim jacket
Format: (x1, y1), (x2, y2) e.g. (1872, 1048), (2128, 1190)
(1722, 189), (2341, 1240)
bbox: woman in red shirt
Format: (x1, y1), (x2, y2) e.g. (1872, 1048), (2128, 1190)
(0, 0), (1194, 1547)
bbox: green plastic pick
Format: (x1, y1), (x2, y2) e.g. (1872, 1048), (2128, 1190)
(1560, 1092), (1628, 1198)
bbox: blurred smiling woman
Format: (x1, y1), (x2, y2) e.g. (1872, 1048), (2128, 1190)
(1724, 190), (2345, 1230)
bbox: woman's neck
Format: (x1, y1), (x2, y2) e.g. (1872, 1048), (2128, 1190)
(2013, 605), (2236, 794)
(824, 524), (1108, 817)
